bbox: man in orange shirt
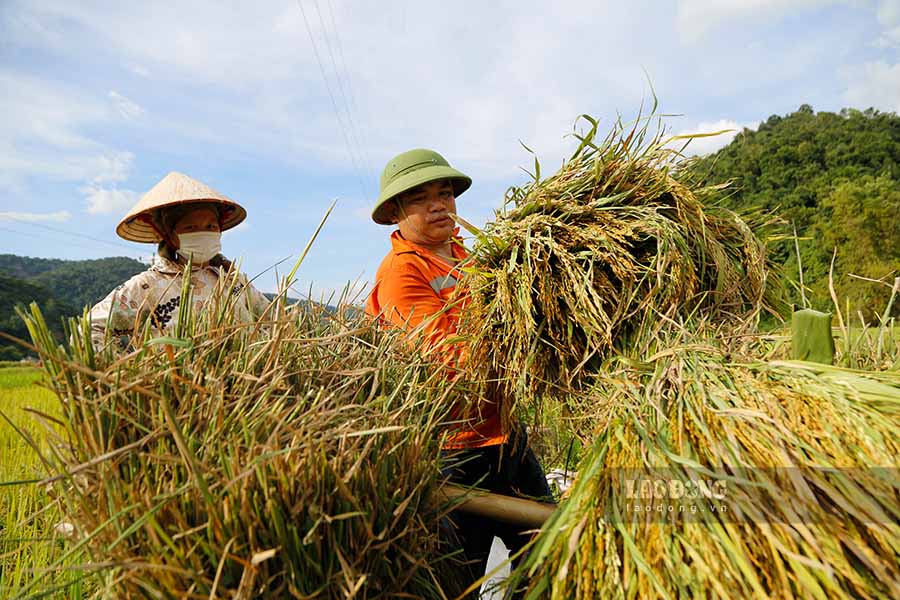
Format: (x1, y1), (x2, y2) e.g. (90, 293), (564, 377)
(366, 148), (553, 593)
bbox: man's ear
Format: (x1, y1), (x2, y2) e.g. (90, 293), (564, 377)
(387, 200), (401, 224)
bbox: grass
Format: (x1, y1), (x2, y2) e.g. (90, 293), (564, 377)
(835, 323), (900, 370)
(759, 323), (899, 371)
(0, 365), (92, 599)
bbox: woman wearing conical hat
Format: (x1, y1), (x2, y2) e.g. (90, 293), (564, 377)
(89, 172), (269, 349)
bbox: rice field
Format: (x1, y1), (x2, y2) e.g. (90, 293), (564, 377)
(0, 366), (92, 598)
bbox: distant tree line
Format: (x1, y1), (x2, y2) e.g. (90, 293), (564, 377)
(692, 105), (900, 320)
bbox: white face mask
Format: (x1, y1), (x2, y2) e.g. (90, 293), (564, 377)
(177, 231), (222, 264)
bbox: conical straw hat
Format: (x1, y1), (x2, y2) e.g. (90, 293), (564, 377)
(116, 172), (247, 242)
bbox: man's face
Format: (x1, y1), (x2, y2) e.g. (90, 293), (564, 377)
(389, 179), (457, 246)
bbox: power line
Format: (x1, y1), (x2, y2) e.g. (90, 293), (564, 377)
(295, 0), (368, 198)
(313, 0), (373, 181)
(0, 215), (139, 252)
(324, 0), (377, 183)
(0, 225), (145, 259)
(311, 0), (372, 184)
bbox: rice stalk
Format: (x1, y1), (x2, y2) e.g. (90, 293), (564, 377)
(17, 269), (469, 599)
(458, 111), (784, 423)
(507, 330), (899, 599)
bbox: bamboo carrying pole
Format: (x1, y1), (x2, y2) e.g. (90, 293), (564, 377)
(440, 484), (556, 529)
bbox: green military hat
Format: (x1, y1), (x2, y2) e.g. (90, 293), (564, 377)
(372, 148), (472, 225)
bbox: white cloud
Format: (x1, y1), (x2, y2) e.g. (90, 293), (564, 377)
(0, 1), (893, 182)
(82, 185), (140, 215)
(109, 91), (145, 120)
(0, 210), (72, 223)
(875, 0), (900, 45)
(129, 64), (150, 77)
(676, 0), (840, 42)
(0, 70), (104, 151)
(676, 0), (900, 48)
(669, 119), (757, 156)
(0, 1), (773, 199)
(0, 69), (138, 196)
(0, 150), (135, 188)
(3, 1), (318, 89)
(89, 151), (135, 184)
(875, 24), (900, 46)
(0, 1), (652, 184)
(877, 0), (900, 26)
(843, 60), (900, 111)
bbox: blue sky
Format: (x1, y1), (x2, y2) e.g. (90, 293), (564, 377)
(1, 0), (898, 301)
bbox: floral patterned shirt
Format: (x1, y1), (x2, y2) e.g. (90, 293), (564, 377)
(89, 256), (269, 348)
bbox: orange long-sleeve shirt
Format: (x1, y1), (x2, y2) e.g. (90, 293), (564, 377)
(366, 230), (505, 449)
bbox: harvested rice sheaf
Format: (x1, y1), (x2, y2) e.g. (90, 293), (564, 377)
(20, 275), (466, 599)
(459, 113), (784, 411)
(507, 335), (900, 599)
(455, 112), (898, 598)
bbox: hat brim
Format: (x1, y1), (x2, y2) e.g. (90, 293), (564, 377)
(116, 198), (247, 243)
(372, 165), (471, 225)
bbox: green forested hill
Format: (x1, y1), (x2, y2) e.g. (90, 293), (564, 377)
(0, 255), (146, 311)
(0, 255), (146, 359)
(0, 255), (68, 279)
(0, 256), (321, 358)
(0, 274), (75, 360)
(692, 105), (900, 318)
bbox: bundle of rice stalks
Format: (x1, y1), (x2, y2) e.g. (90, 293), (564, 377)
(16, 274), (466, 598)
(458, 111), (783, 408)
(506, 330), (900, 599)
